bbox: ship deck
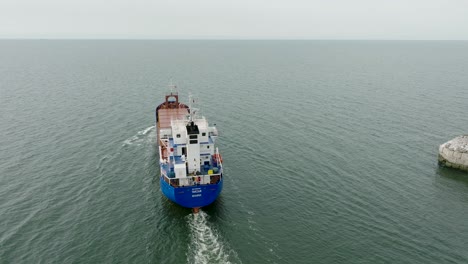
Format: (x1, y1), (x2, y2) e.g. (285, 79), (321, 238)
(157, 108), (190, 129)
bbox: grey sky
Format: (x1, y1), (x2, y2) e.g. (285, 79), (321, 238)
(1, 0), (468, 39)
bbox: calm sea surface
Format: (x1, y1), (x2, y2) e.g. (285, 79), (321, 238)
(1, 40), (468, 263)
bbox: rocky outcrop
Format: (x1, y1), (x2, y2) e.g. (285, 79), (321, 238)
(438, 135), (468, 171)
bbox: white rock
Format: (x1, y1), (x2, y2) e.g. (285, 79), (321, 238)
(438, 135), (468, 171)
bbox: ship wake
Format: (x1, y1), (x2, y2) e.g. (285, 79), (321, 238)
(186, 211), (239, 264)
(122, 126), (155, 146)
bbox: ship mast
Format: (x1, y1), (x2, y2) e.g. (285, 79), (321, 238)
(169, 79), (177, 95)
(188, 93), (198, 122)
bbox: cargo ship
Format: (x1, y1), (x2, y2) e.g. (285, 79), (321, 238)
(155, 86), (223, 211)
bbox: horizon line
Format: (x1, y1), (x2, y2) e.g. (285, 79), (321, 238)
(1, 37), (468, 41)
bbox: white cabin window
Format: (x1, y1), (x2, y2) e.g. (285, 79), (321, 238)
(176, 134), (181, 138)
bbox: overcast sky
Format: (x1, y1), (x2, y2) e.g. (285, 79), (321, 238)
(1, 0), (468, 39)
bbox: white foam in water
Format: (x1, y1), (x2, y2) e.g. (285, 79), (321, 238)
(186, 211), (240, 264)
(139, 126), (154, 136)
(122, 126), (154, 146)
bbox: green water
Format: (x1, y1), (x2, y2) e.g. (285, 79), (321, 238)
(1, 40), (468, 263)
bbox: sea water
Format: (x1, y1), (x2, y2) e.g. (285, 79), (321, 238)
(1, 40), (468, 263)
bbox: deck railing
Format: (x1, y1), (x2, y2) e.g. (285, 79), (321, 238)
(162, 173), (222, 187)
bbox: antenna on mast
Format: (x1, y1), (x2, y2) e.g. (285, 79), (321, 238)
(188, 93), (199, 122)
(188, 93), (193, 121)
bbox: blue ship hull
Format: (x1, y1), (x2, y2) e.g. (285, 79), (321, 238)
(160, 176), (223, 208)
